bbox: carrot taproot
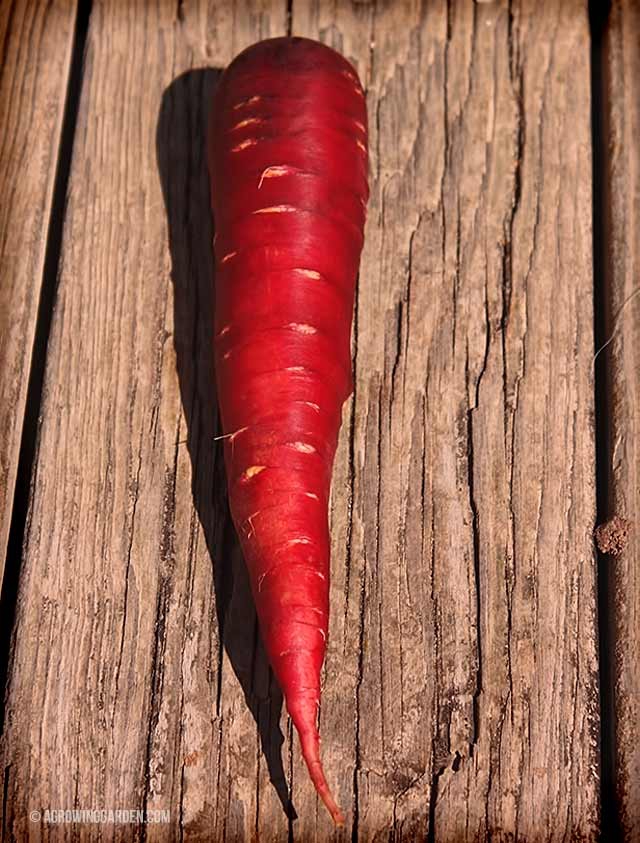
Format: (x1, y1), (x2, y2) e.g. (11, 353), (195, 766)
(208, 37), (368, 824)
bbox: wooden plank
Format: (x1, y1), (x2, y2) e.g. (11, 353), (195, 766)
(0, 0), (77, 584)
(0, 2), (290, 841)
(601, 1), (640, 836)
(290, 0), (599, 839)
(1, 1), (600, 841)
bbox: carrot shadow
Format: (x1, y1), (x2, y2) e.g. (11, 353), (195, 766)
(156, 69), (295, 821)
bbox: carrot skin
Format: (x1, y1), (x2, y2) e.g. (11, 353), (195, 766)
(208, 37), (368, 825)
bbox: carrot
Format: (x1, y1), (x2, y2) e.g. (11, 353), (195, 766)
(208, 37), (368, 824)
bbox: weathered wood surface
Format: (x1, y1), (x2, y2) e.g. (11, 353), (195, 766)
(0, 0), (600, 840)
(0, 0), (77, 585)
(601, 1), (640, 837)
(292, 1), (599, 838)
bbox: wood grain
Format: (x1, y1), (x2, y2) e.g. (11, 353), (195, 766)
(292, 0), (599, 838)
(601, 1), (640, 837)
(1, 0), (600, 840)
(0, 0), (77, 586)
(1, 2), (290, 841)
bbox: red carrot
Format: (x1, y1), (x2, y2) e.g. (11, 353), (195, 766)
(208, 37), (368, 824)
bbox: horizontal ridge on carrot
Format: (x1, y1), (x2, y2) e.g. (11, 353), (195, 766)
(208, 36), (368, 824)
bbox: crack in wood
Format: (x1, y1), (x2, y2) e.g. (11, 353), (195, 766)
(0, 1), (603, 838)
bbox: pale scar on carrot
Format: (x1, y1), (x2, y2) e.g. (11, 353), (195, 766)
(232, 95), (261, 110)
(231, 138), (257, 152)
(258, 165), (297, 188)
(241, 465), (266, 481)
(287, 322), (317, 334)
(253, 204), (297, 214)
(232, 116), (262, 130)
(288, 441), (316, 453)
